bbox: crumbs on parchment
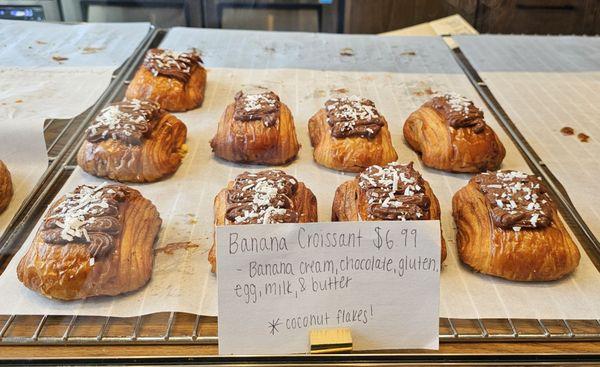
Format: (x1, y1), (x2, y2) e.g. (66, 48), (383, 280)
(560, 126), (574, 136)
(52, 55), (69, 63)
(578, 133), (590, 143)
(340, 47), (355, 57)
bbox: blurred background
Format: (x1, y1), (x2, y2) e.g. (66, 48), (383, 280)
(0, 0), (599, 35)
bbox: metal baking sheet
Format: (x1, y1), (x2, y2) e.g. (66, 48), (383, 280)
(455, 34), (600, 247)
(0, 29), (600, 320)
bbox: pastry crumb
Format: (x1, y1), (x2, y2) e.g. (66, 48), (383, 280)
(578, 133), (590, 142)
(340, 47), (355, 57)
(81, 46), (105, 54)
(14, 99), (23, 103)
(52, 54), (69, 63)
(155, 242), (200, 255)
(560, 126), (574, 136)
(312, 89), (326, 98)
(412, 87), (436, 97)
(331, 87), (349, 94)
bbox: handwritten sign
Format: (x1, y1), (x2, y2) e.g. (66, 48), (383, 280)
(216, 221), (441, 355)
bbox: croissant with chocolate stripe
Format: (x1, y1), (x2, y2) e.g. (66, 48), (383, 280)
(77, 99), (187, 183)
(0, 160), (13, 214)
(126, 48), (206, 112)
(17, 184), (162, 300)
(452, 170), (580, 281)
(309, 96), (398, 172)
(404, 93), (505, 173)
(332, 162), (446, 262)
(209, 170), (317, 273)
(210, 90), (300, 165)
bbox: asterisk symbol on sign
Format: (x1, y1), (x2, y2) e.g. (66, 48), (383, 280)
(267, 318), (282, 335)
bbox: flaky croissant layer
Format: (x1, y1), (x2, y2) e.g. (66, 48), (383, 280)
(309, 109), (398, 172)
(331, 179), (447, 263)
(210, 102), (300, 165)
(404, 106), (505, 173)
(17, 186), (162, 300)
(77, 113), (187, 183)
(0, 160), (13, 214)
(126, 66), (206, 112)
(209, 181), (318, 273)
(453, 182), (580, 281)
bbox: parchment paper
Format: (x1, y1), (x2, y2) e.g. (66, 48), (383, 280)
(1, 30), (600, 320)
(0, 21), (151, 244)
(455, 35), (600, 251)
(0, 20), (150, 68)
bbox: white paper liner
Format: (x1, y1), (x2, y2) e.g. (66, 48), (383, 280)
(0, 65), (600, 319)
(0, 20), (150, 68)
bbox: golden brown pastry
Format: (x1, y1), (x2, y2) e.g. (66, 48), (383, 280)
(125, 48), (206, 112)
(17, 184), (162, 300)
(332, 162), (447, 263)
(453, 170), (580, 281)
(77, 99), (187, 183)
(0, 160), (13, 214)
(210, 91), (300, 165)
(404, 93), (505, 173)
(209, 170), (317, 273)
(309, 96), (398, 172)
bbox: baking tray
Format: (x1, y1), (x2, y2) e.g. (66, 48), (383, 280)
(1, 30), (600, 352)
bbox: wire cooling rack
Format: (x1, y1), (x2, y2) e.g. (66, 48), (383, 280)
(2, 31), (600, 348)
(2, 313), (600, 345)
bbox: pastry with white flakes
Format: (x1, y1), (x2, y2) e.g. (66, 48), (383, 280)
(453, 170), (580, 281)
(210, 90), (300, 165)
(126, 48), (206, 112)
(332, 162), (446, 262)
(209, 170), (317, 273)
(309, 96), (398, 172)
(17, 184), (162, 300)
(404, 93), (505, 173)
(77, 99), (187, 183)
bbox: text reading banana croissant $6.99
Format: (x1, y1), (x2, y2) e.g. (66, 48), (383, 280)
(217, 220), (441, 355)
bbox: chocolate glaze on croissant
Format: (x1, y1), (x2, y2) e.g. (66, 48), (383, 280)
(404, 93), (505, 173)
(77, 99), (187, 183)
(210, 91), (300, 165)
(209, 170), (318, 273)
(126, 48), (206, 112)
(332, 162), (447, 262)
(453, 170), (580, 281)
(309, 96), (398, 173)
(17, 184), (162, 300)
(0, 160), (13, 214)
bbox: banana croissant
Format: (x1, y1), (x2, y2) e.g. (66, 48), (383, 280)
(309, 96), (398, 172)
(332, 162), (447, 262)
(210, 90), (300, 165)
(126, 48), (206, 112)
(77, 99), (187, 183)
(404, 93), (505, 173)
(17, 184), (162, 300)
(453, 170), (580, 281)
(209, 170), (318, 273)
(0, 160), (13, 214)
